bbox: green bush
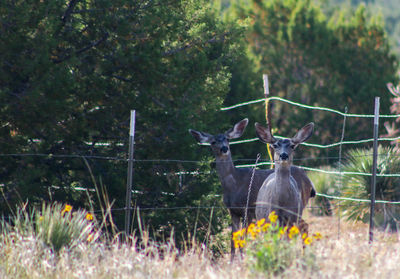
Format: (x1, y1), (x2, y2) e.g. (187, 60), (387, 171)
(340, 146), (400, 230)
(308, 166), (339, 216)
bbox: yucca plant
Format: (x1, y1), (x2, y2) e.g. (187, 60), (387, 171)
(34, 203), (100, 252)
(340, 146), (400, 230)
(1, 202), (100, 253)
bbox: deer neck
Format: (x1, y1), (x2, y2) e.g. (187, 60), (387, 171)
(215, 154), (235, 176)
(274, 162), (292, 190)
(215, 154), (237, 189)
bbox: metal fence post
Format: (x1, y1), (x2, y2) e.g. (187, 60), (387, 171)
(125, 110), (136, 236)
(369, 97), (380, 243)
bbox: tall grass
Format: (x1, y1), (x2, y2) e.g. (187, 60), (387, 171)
(3, 203), (400, 278)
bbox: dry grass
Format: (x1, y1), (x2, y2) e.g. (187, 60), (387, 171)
(2, 212), (400, 279)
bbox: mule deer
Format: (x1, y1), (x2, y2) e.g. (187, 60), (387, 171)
(189, 119), (315, 257)
(255, 122), (314, 229)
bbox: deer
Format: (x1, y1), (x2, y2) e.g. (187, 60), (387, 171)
(254, 122), (314, 232)
(189, 119), (316, 258)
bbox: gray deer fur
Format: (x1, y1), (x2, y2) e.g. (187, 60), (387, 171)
(189, 119), (315, 256)
(255, 122), (314, 226)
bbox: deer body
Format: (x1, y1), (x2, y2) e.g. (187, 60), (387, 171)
(255, 123), (314, 226)
(189, 119), (315, 257)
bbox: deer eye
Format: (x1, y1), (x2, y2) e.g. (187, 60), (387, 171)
(272, 143), (278, 148)
(211, 141), (216, 145)
(290, 144), (296, 149)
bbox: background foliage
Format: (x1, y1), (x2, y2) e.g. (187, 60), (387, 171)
(0, 0), (399, 245)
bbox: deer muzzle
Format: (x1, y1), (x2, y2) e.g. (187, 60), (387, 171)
(280, 153), (289, 160)
(221, 146), (229, 153)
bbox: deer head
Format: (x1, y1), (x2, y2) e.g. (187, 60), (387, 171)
(189, 119), (249, 158)
(255, 122), (314, 165)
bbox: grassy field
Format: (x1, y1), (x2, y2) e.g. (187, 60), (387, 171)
(1, 210), (400, 279)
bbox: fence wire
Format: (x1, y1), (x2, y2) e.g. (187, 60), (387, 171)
(3, 96), (400, 215)
(221, 96), (400, 119)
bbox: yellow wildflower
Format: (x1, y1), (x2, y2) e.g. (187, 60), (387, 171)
(279, 226), (288, 237)
(86, 213), (94, 221)
(249, 226), (260, 239)
(261, 223), (271, 232)
(313, 232), (322, 240)
(288, 225), (300, 239)
(289, 225), (299, 235)
(247, 223), (256, 234)
(39, 216), (44, 222)
(234, 239), (246, 248)
(302, 233), (308, 239)
(87, 234), (94, 242)
(268, 211), (278, 223)
(62, 204), (72, 215)
(304, 237), (313, 245)
(232, 229), (245, 241)
(256, 218), (266, 227)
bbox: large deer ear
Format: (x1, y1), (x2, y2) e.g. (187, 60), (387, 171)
(291, 123), (314, 145)
(225, 118), (249, 139)
(189, 129), (213, 143)
(255, 122), (276, 144)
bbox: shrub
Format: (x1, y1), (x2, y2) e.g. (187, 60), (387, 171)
(340, 146), (400, 230)
(308, 166), (338, 216)
(2, 202), (99, 253)
(233, 211), (321, 275)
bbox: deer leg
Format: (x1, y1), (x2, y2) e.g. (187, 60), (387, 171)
(298, 218), (309, 236)
(230, 213), (242, 261)
(298, 218), (309, 249)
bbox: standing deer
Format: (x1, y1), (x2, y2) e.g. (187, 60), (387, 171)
(254, 122), (314, 229)
(189, 119), (315, 258)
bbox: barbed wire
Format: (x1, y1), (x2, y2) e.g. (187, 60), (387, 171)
(220, 96), (400, 119)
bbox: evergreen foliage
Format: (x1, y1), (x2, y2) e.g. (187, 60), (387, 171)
(0, 0), (399, 246)
(229, 0), (398, 163)
(0, 0), (243, 244)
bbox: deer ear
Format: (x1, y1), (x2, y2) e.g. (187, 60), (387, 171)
(226, 118), (249, 139)
(291, 123), (314, 144)
(189, 129), (213, 144)
(255, 122), (276, 144)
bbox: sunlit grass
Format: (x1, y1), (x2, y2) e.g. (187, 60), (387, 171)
(2, 205), (400, 278)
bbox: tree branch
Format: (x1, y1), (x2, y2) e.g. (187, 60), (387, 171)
(52, 32), (109, 64)
(61, 0), (80, 24)
(163, 32), (230, 57)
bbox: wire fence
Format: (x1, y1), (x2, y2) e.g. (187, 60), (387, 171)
(2, 95), (400, 213)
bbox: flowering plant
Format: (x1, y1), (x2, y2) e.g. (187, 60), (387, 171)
(232, 211), (322, 274)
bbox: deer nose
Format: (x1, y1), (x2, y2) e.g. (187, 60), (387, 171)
(280, 153), (289, 160)
(221, 146), (229, 153)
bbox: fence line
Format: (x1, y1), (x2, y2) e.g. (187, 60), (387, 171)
(1, 151), (399, 163)
(2, 152), (400, 177)
(4, 95), (400, 218)
(92, 200), (400, 214)
(316, 193), (400, 204)
(236, 162), (400, 177)
(221, 96), (400, 119)
(229, 135), (400, 148)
